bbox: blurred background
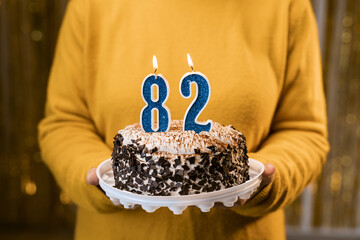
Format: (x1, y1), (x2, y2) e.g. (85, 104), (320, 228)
(0, 0), (359, 239)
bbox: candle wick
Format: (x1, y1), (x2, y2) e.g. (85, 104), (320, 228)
(190, 66), (194, 72)
(154, 68), (158, 79)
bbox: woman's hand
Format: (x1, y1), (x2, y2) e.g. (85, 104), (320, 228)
(87, 168), (99, 185)
(214, 163), (276, 208)
(239, 163), (276, 205)
(87, 167), (140, 209)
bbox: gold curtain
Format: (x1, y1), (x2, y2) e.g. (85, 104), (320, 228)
(0, 0), (359, 238)
(285, 0), (360, 234)
(316, 0), (360, 229)
(0, 0), (74, 235)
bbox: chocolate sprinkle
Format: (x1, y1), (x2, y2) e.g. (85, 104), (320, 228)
(188, 156), (196, 165)
(175, 157), (181, 166)
(150, 147), (158, 154)
(182, 164), (190, 171)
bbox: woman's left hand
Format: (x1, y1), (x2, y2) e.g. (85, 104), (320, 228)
(215, 163), (276, 208)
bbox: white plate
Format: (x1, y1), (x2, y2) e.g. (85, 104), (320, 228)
(97, 158), (264, 214)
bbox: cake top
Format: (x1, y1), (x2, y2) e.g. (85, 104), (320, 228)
(118, 120), (244, 155)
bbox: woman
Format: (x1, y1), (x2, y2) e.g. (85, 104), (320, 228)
(38, 0), (329, 239)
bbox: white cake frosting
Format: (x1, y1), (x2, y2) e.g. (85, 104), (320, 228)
(118, 120), (243, 155)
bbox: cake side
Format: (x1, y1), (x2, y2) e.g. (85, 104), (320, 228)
(111, 120), (249, 196)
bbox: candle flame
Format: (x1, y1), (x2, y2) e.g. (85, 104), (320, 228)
(187, 53), (194, 71)
(153, 55), (158, 73)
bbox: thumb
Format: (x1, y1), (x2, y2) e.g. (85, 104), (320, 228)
(86, 168), (99, 185)
(261, 163), (276, 187)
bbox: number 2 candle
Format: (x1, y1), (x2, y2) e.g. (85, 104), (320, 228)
(179, 54), (212, 134)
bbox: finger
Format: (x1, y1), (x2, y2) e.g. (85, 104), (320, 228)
(129, 205), (140, 209)
(87, 168), (99, 185)
(216, 164), (276, 207)
(262, 163), (276, 178)
(240, 199), (247, 205)
(241, 164), (276, 206)
(260, 163), (276, 188)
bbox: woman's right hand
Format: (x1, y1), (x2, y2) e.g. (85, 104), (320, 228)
(87, 168), (139, 209)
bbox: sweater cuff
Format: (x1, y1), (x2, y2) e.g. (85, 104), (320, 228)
(229, 152), (276, 216)
(66, 150), (122, 213)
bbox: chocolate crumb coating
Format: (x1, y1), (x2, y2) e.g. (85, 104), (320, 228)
(111, 120), (249, 196)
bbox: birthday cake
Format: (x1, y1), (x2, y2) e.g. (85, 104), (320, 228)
(111, 120), (249, 196)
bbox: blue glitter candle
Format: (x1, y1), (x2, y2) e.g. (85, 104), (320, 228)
(140, 56), (171, 132)
(179, 54), (212, 134)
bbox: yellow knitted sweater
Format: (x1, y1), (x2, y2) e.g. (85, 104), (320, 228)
(38, 0), (329, 239)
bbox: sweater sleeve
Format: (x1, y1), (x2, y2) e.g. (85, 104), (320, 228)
(232, 0), (329, 217)
(38, 0), (119, 213)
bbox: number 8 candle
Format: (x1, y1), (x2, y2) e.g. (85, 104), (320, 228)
(180, 53), (212, 134)
(140, 55), (171, 132)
